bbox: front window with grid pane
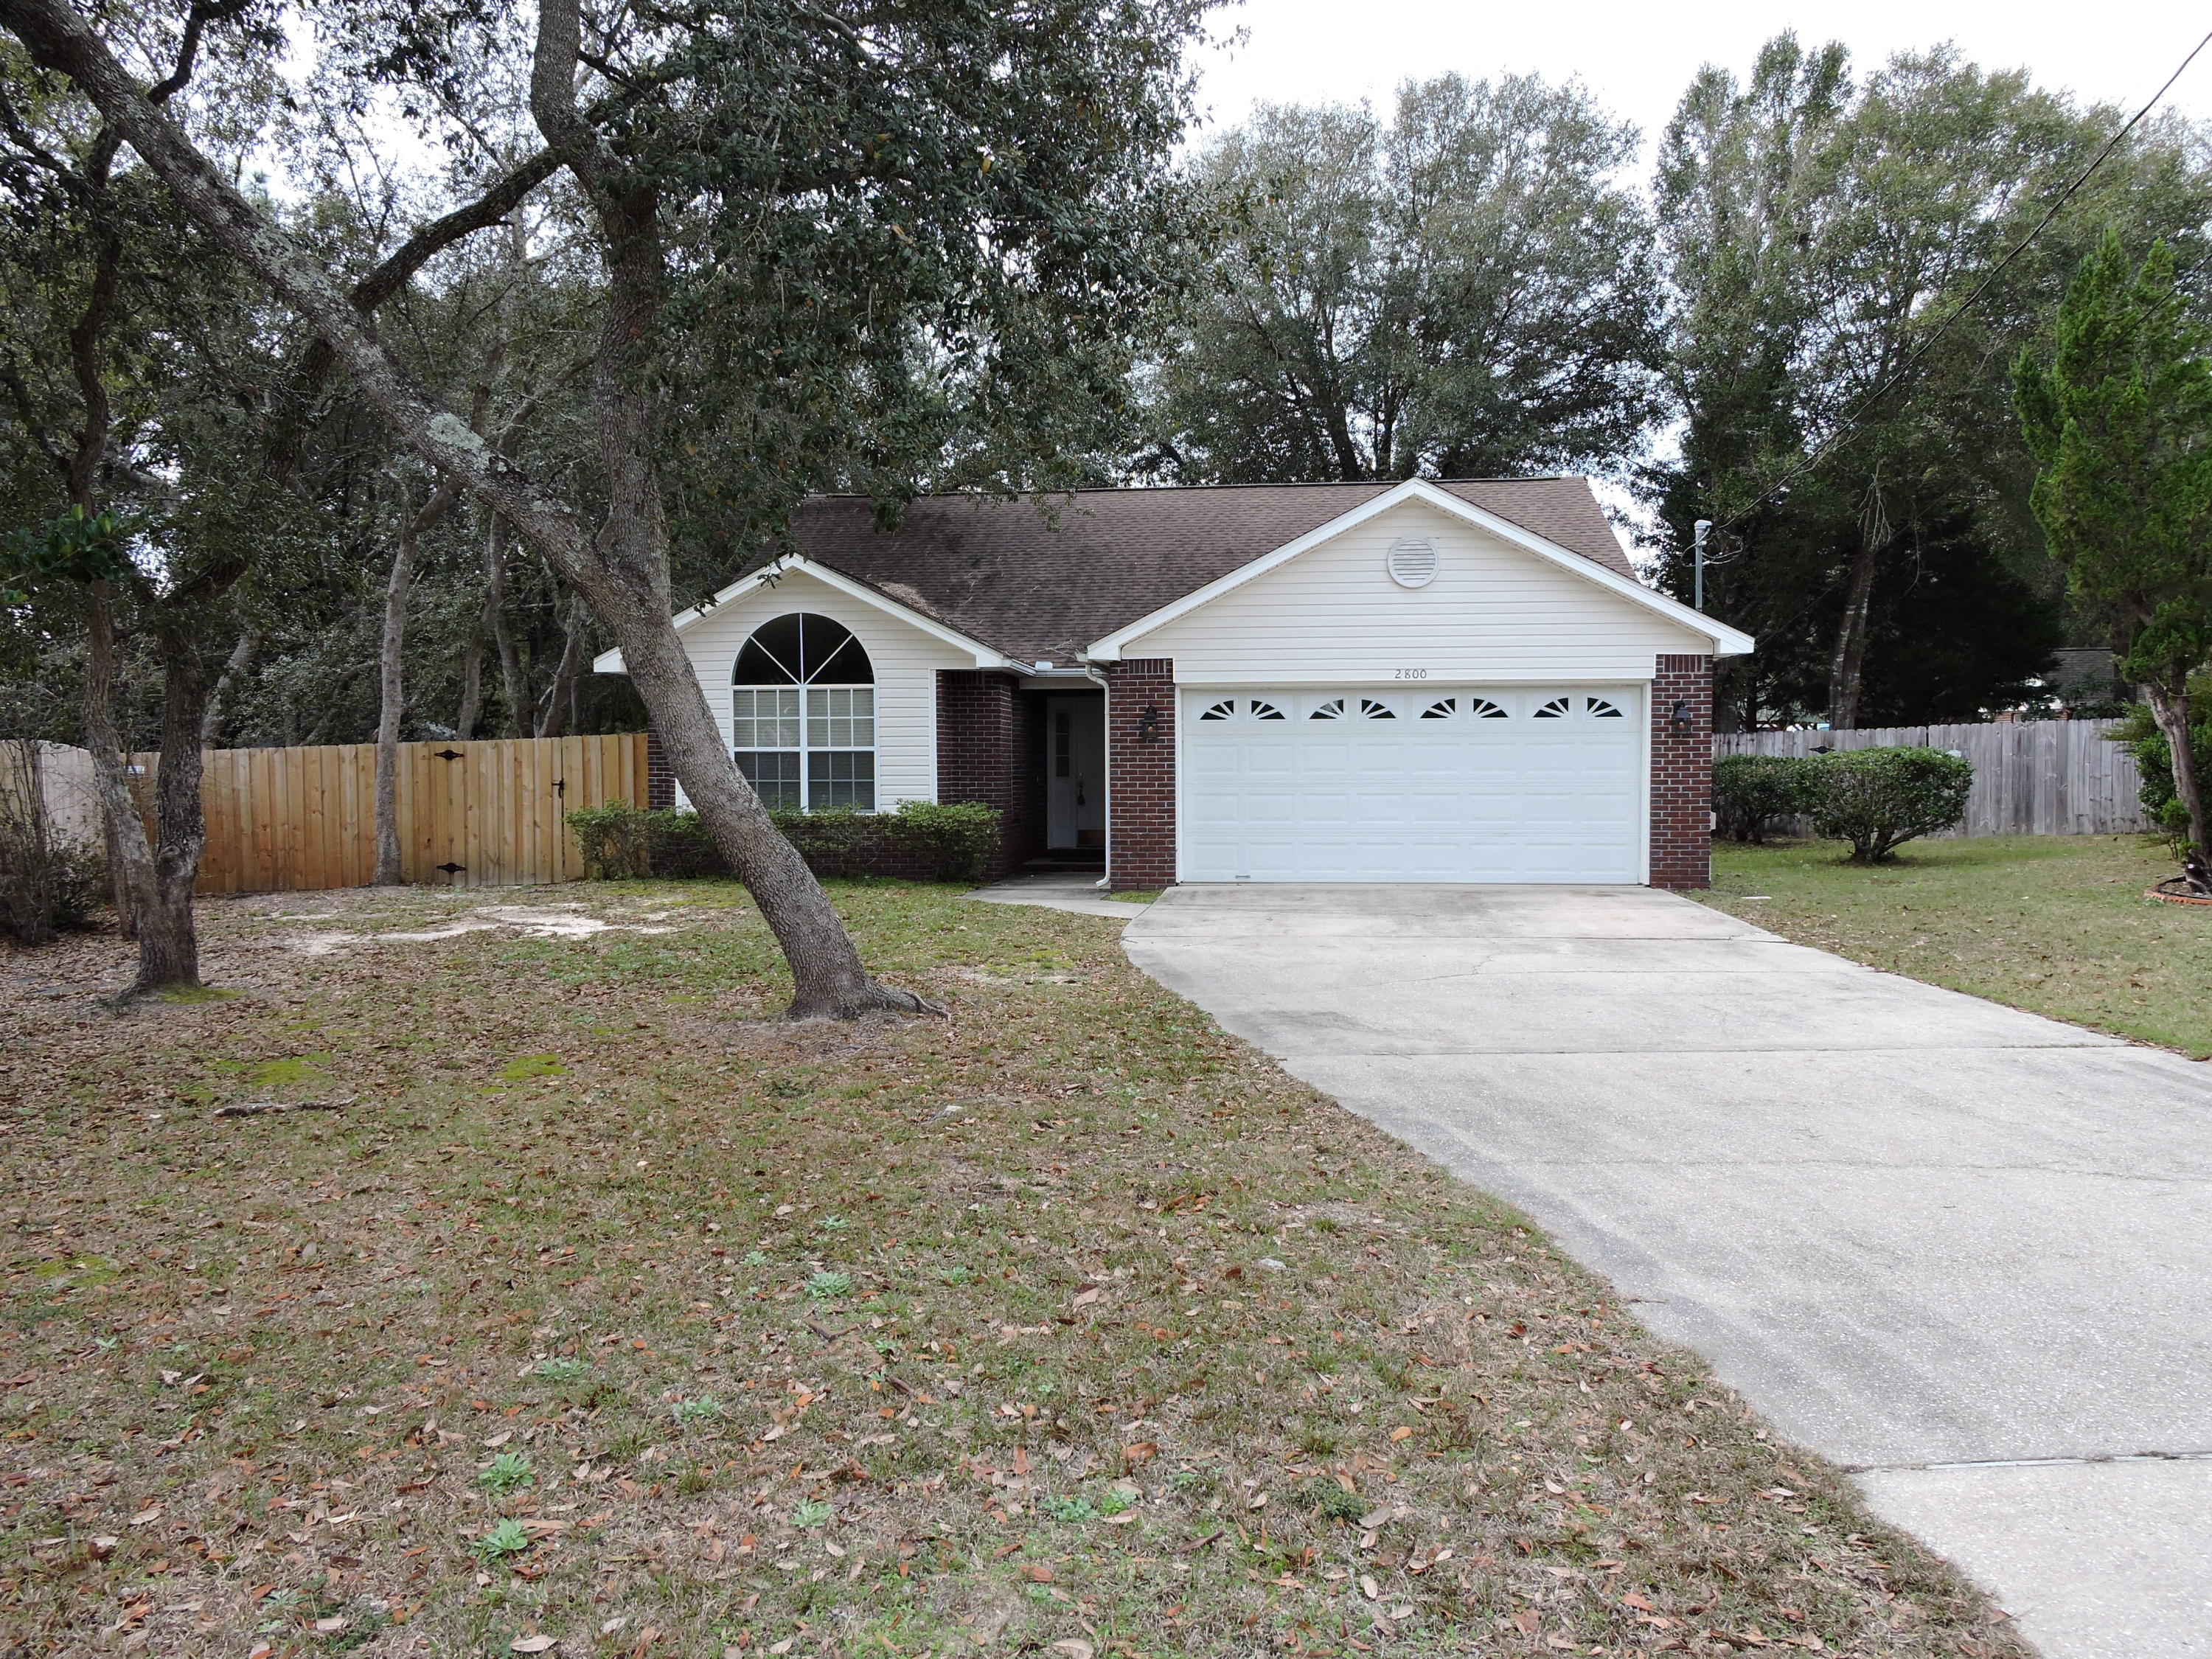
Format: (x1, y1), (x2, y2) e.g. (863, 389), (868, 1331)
(731, 613), (876, 812)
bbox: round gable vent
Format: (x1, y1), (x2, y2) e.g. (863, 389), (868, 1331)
(1386, 537), (1439, 588)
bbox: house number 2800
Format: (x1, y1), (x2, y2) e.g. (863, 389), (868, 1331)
(1393, 668), (1429, 679)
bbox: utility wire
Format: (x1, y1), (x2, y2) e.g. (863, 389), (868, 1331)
(1715, 24), (2212, 535)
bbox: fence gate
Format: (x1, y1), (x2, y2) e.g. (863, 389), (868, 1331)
(132, 733), (650, 894)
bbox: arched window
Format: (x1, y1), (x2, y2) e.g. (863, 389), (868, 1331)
(731, 613), (875, 811)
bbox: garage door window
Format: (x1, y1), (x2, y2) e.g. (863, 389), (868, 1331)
(731, 613), (875, 811)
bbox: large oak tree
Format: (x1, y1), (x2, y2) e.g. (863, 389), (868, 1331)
(3, 0), (1206, 1013)
(1142, 72), (1661, 484)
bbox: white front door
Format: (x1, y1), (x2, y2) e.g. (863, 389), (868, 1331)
(1046, 694), (1106, 849)
(1180, 686), (1644, 883)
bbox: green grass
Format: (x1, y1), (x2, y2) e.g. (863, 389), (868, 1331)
(0, 878), (2027, 1658)
(1700, 833), (2212, 1056)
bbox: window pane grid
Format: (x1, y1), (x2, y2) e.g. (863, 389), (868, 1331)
(807, 750), (874, 810)
(733, 687), (800, 748)
(734, 616), (874, 813)
(806, 686), (875, 748)
(734, 750), (802, 812)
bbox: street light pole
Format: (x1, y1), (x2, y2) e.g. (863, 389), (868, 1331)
(1693, 519), (1712, 613)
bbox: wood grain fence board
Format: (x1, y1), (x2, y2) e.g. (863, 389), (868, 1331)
(1714, 718), (2146, 838)
(462, 745), (487, 888)
(131, 733), (652, 894)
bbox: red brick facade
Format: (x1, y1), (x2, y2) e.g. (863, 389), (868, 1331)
(1103, 658), (1176, 891)
(1649, 654), (1714, 890)
(934, 671), (1040, 880)
(645, 729), (678, 810)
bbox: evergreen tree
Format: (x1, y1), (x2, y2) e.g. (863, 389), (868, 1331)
(2015, 231), (2212, 854)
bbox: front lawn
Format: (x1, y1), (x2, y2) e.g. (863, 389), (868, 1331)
(1, 882), (2023, 1658)
(1700, 834), (2212, 1057)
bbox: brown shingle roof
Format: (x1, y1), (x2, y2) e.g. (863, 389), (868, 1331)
(782, 478), (1638, 662)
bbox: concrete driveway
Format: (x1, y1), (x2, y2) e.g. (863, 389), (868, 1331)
(1121, 883), (2212, 1659)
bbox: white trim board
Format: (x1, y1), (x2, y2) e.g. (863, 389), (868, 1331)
(1082, 478), (1755, 662)
(591, 554), (1015, 675)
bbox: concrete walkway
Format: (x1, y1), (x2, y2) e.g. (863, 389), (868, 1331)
(965, 872), (1153, 921)
(1121, 884), (2212, 1659)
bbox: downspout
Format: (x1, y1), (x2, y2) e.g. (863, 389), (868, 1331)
(1082, 660), (1111, 890)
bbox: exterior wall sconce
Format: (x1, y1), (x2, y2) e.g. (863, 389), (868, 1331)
(1135, 704), (1162, 743)
(1669, 699), (1693, 737)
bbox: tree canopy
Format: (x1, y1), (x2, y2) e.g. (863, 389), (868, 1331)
(1140, 72), (1663, 484)
(1642, 35), (2212, 727)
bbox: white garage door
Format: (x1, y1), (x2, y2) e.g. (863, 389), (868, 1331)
(1180, 686), (1643, 883)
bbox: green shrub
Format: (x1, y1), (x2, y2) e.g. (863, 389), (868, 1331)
(564, 799), (654, 880)
(1806, 746), (1974, 863)
(886, 799), (1001, 883)
(1711, 754), (1820, 844)
(768, 806), (873, 877)
(644, 807), (723, 876)
(567, 796), (1003, 882)
(2112, 684), (2211, 844)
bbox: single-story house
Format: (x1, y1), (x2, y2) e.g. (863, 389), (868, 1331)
(592, 476), (1753, 890)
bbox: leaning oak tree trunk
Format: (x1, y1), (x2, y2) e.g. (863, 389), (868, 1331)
(372, 476), (461, 885)
(1826, 532), (1882, 731)
(372, 499), (414, 885)
(0, 0), (932, 1018)
(2145, 675), (2210, 858)
(132, 619), (212, 993)
(534, 593), (587, 740)
(200, 627), (257, 746)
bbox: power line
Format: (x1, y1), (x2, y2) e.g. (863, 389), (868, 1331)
(1715, 24), (2212, 534)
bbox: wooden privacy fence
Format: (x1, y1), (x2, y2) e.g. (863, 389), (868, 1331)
(1714, 718), (2146, 838)
(131, 733), (649, 894)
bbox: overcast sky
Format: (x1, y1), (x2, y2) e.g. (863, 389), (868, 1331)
(1187, 1), (2212, 159)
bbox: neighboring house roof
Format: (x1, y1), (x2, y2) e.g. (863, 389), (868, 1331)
(776, 477), (1643, 663)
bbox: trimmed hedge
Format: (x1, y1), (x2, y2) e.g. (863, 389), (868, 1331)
(1712, 754), (1820, 844)
(879, 801), (1001, 885)
(565, 799), (1004, 884)
(1806, 746), (1974, 863)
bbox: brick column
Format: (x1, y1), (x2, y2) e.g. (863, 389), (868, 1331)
(644, 729), (678, 810)
(1650, 655), (1714, 889)
(1104, 658), (1175, 891)
(935, 671), (1026, 880)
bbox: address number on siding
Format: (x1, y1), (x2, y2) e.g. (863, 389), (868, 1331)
(1392, 668), (1429, 680)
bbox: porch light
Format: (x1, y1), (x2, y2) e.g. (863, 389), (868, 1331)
(1136, 704), (1162, 743)
(1669, 699), (1693, 737)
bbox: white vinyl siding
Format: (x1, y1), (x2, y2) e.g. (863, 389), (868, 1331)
(1132, 500), (1705, 681)
(669, 568), (973, 807)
